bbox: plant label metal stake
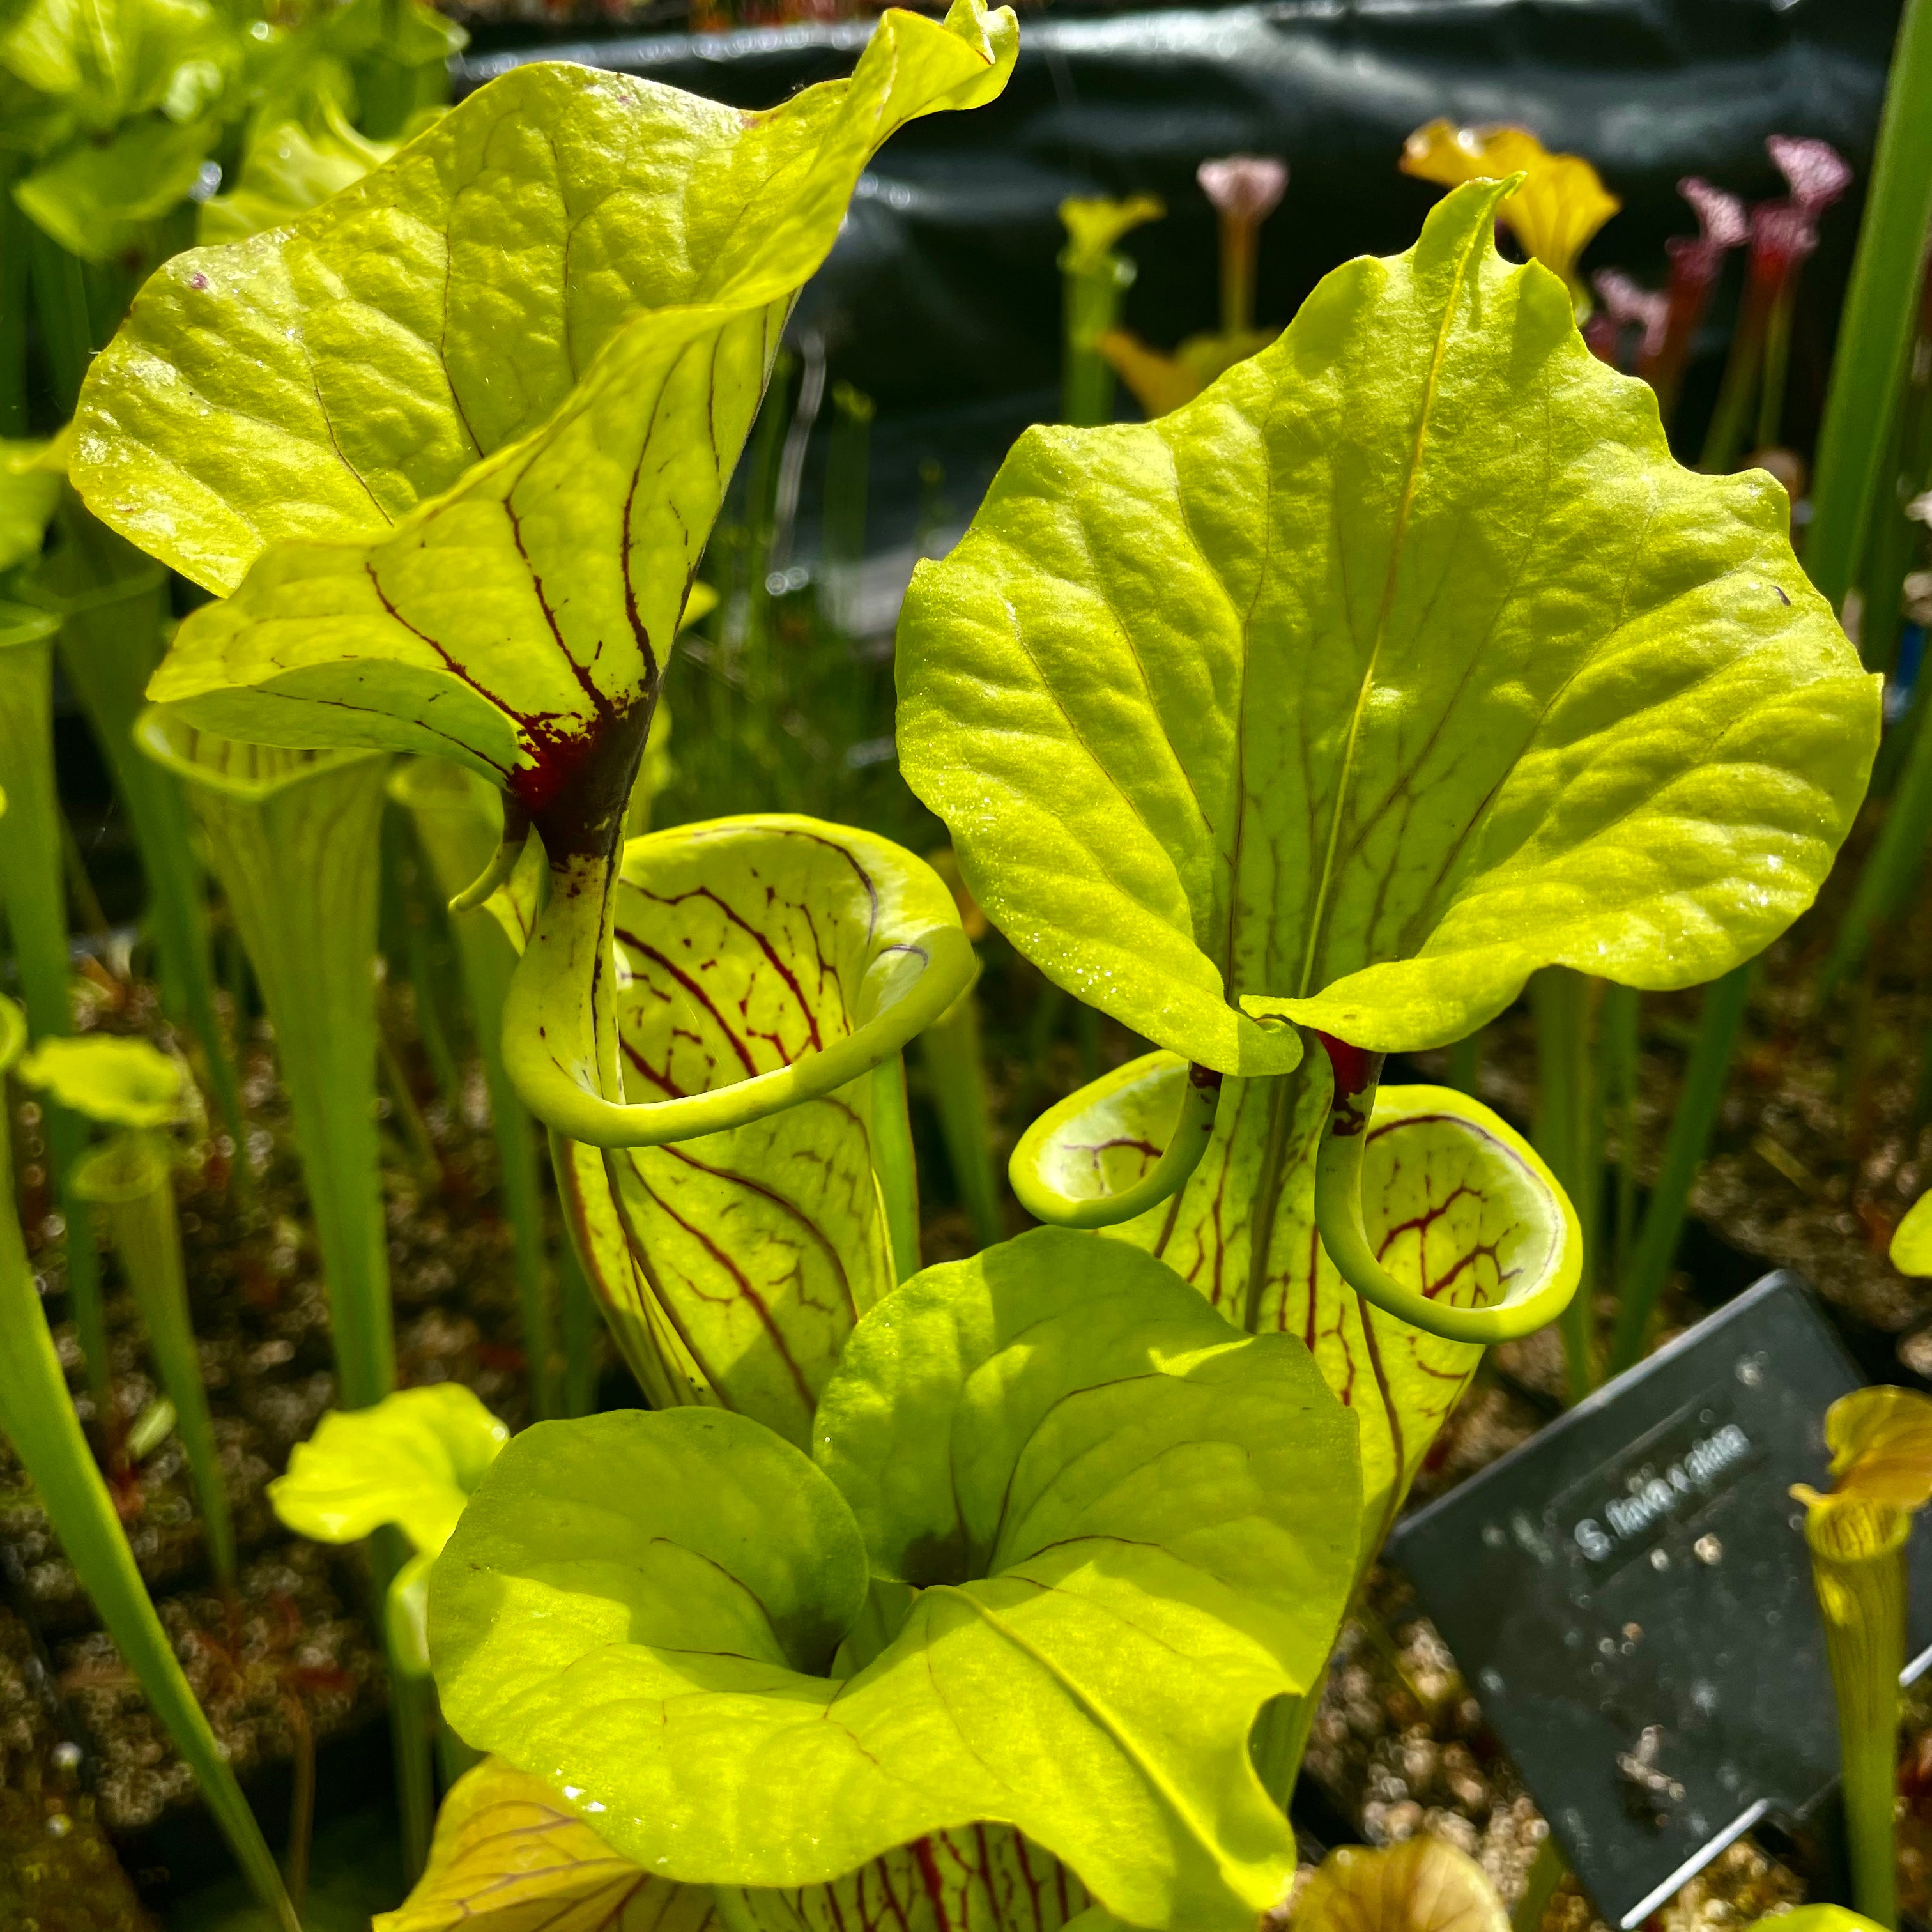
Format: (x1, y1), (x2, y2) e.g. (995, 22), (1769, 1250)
(1390, 1271), (1932, 1927)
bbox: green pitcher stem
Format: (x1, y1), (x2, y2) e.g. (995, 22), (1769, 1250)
(1757, 280), (1799, 452)
(1820, 700), (1932, 1003)
(1061, 249), (1134, 428)
(0, 627), (76, 1041)
(146, 725), (395, 1409)
(1698, 275), (1771, 475)
(0, 1118), (299, 1932)
(1532, 967), (1598, 1402)
(1147, 1038), (1579, 1801)
(227, 765), (392, 1406)
(1598, 983), (1641, 1294)
(1805, 1500), (1905, 1930)
(520, 811), (968, 1429)
(76, 1128), (236, 1590)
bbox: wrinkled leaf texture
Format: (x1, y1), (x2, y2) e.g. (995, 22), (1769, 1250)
(73, 0), (1016, 814)
(898, 177), (1877, 1075)
(433, 1229), (1358, 1932)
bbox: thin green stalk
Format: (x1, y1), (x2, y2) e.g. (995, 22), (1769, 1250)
(368, 1518), (433, 1885)
(57, 809), (109, 941)
(34, 547), (243, 1141)
(868, 1052), (921, 1283)
(380, 808), (461, 1107)
(1818, 691), (1932, 1003)
(1608, 962), (1755, 1374)
(435, 1714), (482, 1791)
(0, 610), (72, 1038)
(0, 1013), (298, 1931)
(1532, 967), (1596, 1402)
(392, 1660), (436, 1883)
(377, 1020), (441, 1193)
(141, 714), (395, 1409)
(1874, 673), (1932, 803)
(391, 760), (558, 1418)
(284, 1695), (314, 1913)
(1444, 1025), (1482, 1096)
(73, 1129), (236, 1590)
(1062, 250), (1135, 429)
(916, 986), (1002, 1250)
(0, 607), (110, 1432)
(1698, 291), (1768, 475)
(1807, 0), (1932, 611)
(1804, 1500), (1905, 1929)
(1241, 1073), (1295, 1337)
(1843, 284), (1932, 678)
(1756, 281), (1798, 452)
(1598, 983), (1641, 1291)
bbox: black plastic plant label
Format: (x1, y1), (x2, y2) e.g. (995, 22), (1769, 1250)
(1390, 1271), (1932, 1928)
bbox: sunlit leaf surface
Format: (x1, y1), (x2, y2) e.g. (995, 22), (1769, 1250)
(899, 178), (1876, 1073)
(433, 1231), (1357, 1931)
(270, 1383), (508, 1556)
(75, 0), (1017, 825)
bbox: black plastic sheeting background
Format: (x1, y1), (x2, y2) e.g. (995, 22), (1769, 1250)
(456, 0), (1905, 541)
